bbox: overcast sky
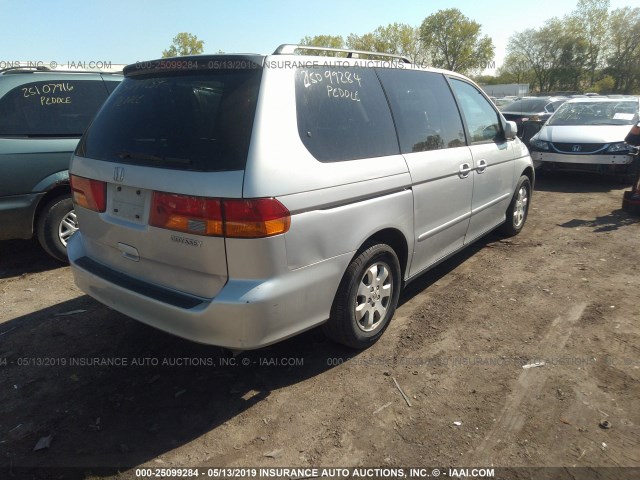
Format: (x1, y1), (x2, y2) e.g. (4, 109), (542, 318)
(1, 0), (632, 72)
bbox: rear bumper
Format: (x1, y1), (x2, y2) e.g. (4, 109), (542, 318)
(68, 232), (351, 349)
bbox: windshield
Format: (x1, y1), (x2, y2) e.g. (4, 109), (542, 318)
(77, 69), (262, 171)
(547, 100), (639, 126)
(501, 98), (549, 113)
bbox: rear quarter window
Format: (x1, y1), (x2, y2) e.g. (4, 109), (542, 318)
(0, 80), (109, 136)
(376, 69), (466, 152)
(295, 67), (399, 162)
(78, 69), (262, 172)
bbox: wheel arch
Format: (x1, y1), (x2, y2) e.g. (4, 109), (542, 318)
(356, 228), (410, 284)
(33, 183), (71, 231)
(521, 165), (535, 190)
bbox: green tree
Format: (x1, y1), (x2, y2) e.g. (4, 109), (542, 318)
(299, 35), (345, 56)
(592, 75), (615, 93)
(509, 19), (572, 93)
(418, 8), (494, 75)
(162, 32), (205, 58)
(347, 23), (427, 63)
(551, 17), (589, 91)
(570, 0), (610, 87)
(473, 74), (501, 85)
(605, 7), (640, 93)
(496, 51), (535, 85)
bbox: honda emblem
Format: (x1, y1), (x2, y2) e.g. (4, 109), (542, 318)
(571, 145), (582, 152)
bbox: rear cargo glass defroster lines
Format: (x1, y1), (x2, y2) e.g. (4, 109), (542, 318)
(77, 70), (262, 172)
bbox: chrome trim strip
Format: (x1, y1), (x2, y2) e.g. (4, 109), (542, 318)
(418, 211), (471, 242)
(471, 192), (512, 215)
(417, 191), (511, 242)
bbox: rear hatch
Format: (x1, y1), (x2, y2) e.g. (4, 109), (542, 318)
(70, 56), (264, 299)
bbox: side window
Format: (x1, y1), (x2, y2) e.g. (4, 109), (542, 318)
(295, 67), (399, 162)
(450, 78), (502, 143)
(0, 80), (108, 136)
(376, 69), (466, 153)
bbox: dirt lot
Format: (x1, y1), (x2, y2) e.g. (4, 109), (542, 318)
(1, 173), (639, 480)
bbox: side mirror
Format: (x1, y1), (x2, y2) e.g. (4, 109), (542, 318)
(504, 120), (518, 140)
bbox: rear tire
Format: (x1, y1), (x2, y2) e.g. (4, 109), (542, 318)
(500, 175), (531, 237)
(323, 243), (401, 349)
(37, 195), (77, 263)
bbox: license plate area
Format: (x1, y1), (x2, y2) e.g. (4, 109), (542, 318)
(107, 184), (150, 224)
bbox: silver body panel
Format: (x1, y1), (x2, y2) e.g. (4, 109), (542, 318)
(466, 141), (516, 243)
(407, 147), (473, 276)
(69, 54), (534, 349)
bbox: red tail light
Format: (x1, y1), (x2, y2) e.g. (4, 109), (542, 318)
(150, 192), (223, 236)
(224, 199), (291, 238)
(150, 193), (290, 238)
(70, 175), (106, 212)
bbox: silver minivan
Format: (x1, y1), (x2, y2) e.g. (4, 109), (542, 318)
(68, 45), (534, 350)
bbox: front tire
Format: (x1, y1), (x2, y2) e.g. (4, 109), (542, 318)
(36, 195), (78, 263)
(323, 243), (401, 349)
(500, 175), (531, 237)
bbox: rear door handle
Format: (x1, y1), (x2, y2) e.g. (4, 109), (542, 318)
(459, 163), (472, 179)
(117, 242), (140, 262)
(476, 159), (488, 174)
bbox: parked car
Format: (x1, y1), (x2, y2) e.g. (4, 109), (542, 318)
(0, 66), (121, 261)
(501, 96), (568, 135)
(493, 98), (514, 109)
(68, 45), (534, 350)
(529, 96), (640, 174)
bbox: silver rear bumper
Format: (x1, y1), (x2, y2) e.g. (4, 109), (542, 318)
(68, 232), (351, 349)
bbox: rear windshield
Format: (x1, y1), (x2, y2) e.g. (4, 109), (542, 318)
(77, 70), (262, 171)
(502, 98), (549, 113)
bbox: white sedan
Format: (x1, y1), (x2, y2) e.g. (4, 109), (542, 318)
(529, 96), (639, 174)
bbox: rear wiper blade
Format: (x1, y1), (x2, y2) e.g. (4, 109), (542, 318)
(119, 151), (164, 162)
(164, 156), (193, 165)
(118, 151), (192, 165)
